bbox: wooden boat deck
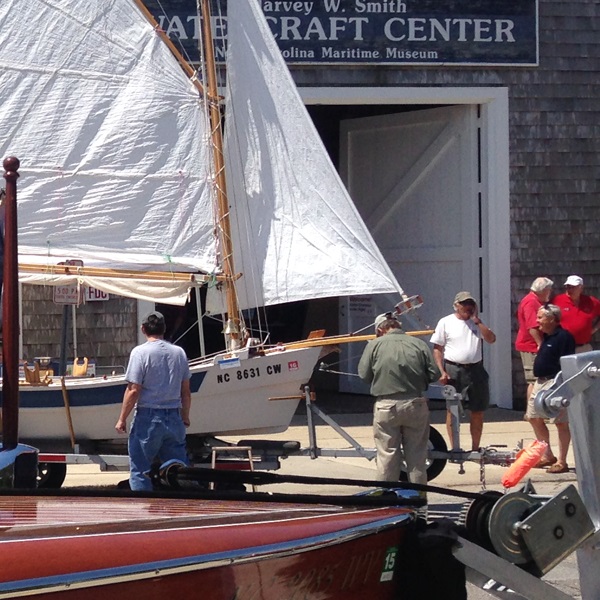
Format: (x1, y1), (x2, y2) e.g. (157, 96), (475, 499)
(0, 492), (414, 599)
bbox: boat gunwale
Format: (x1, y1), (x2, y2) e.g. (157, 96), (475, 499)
(0, 512), (413, 598)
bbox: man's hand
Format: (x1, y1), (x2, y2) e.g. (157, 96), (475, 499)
(115, 418), (127, 434)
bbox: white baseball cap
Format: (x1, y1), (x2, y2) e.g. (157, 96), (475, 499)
(374, 312), (400, 331)
(564, 275), (583, 287)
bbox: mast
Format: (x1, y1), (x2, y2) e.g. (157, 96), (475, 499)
(134, 0), (242, 352)
(200, 0), (242, 351)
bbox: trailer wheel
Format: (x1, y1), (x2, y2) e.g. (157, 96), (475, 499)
(399, 426), (448, 482)
(37, 463), (67, 489)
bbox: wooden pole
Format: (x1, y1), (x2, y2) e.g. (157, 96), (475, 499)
(200, 0), (242, 350)
(2, 157), (20, 450)
(60, 377), (77, 450)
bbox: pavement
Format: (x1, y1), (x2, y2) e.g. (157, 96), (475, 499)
(63, 402), (583, 598)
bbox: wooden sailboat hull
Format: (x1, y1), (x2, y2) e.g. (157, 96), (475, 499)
(0, 494), (414, 599)
(6, 346), (322, 448)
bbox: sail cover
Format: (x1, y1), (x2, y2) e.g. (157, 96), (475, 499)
(0, 0), (218, 304)
(220, 0), (404, 311)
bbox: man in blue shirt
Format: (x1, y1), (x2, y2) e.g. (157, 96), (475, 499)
(115, 311), (191, 491)
(525, 304), (575, 474)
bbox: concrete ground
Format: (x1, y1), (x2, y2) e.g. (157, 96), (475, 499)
(63, 403), (583, 598)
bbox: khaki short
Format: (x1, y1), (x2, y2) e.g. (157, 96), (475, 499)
(526, 377), (568, 424)
(520, 351), (536, 385)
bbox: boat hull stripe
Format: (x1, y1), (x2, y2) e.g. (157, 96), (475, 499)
(0, 514), (411, 596)
(15, 373), (206, 409)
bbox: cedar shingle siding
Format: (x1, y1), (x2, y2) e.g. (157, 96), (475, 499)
(21, 285), (136, 374)
(291, 0), (599, 408)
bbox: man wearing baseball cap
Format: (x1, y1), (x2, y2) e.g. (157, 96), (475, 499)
(430, 292), (496, 451)
(553, 276), (600, 353)
(358, 313), (440, 486)
(115, 311), (191, 491)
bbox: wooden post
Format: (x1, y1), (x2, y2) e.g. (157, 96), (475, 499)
(2, 156), (20, 450)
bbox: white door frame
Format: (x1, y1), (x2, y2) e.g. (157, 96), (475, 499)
(299, 87), (512, 409)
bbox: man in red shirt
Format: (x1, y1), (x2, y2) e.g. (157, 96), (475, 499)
(515, 277), (554, 402)
(553, 275), (600, 352)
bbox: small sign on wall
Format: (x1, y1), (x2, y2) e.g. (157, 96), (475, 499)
(85, 287), (110, 302)
(53, 285), (82, 305)
(53, 285), (109, 304)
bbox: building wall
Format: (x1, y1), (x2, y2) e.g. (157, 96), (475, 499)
(17, 1), (597, 405)
(21, 285), (137, 373)
(290, 0), (600, 408)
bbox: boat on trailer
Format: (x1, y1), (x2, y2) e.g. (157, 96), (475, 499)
(0, 0), (415, 452)
(0, 0), (440, 594)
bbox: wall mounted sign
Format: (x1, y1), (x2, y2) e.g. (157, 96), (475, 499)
(145, 0), (538, 66)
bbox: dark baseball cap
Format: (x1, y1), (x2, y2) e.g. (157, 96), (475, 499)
(142, 311), (165, 327)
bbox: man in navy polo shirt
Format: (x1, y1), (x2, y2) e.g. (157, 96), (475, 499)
(525, 303), (575, 473)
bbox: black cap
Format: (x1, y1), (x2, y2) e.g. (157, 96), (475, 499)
(142, 311), (165, 327)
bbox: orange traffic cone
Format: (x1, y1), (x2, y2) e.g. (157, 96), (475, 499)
(501, 440), (548, 489)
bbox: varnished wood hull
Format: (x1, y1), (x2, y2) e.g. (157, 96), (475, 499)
(0, 493), (413, 599)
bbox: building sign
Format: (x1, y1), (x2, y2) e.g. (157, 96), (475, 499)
(145, 0), (538, 66)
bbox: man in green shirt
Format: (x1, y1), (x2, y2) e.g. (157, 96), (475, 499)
(358, 314), (440, 485)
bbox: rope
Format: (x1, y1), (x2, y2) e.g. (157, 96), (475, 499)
(168, 466), (483, 501)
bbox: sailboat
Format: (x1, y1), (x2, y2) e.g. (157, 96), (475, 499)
(0, 0), (407, 454)
(0, 0), (432, 592)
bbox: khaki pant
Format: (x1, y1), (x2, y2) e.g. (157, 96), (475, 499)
(373, 396), (429, 485)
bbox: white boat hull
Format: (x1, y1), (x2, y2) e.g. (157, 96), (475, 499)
(10, 346), (322, 448)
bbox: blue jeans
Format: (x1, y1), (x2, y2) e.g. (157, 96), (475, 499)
(128, 407), (188, 491)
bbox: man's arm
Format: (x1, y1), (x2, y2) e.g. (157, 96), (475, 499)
(115, 382), (141, 433)
(180, 379), (191, 427)
(433, 344), (449, 385)
(425, 350), (442, 383)
(591, 296), (600, 336)
(528, 327), (543, 348)
(357, 344), (374, 383)
(471, 314), (496, 344)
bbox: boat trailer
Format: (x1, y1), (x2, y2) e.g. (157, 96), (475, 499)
(3, 351), (600, 598)
(33, 381), (514, 489)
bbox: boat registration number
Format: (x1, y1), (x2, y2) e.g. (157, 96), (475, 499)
(217, 364), (283, 384)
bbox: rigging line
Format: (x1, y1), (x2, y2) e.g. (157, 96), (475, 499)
(172, 319), (199, 346)
(152, 0), (197, 67)
(134, 0), (203, 91)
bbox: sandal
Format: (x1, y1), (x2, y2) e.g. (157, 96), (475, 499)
(535, 457), (557, 468)
(546, 463), (569, 474)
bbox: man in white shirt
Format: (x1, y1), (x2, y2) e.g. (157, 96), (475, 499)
(430, 292), (496, 451)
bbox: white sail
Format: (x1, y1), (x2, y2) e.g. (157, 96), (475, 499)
(0, 0), (218, 300)
(219, 0), (404, 312)
(1, 0), (403, 309)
